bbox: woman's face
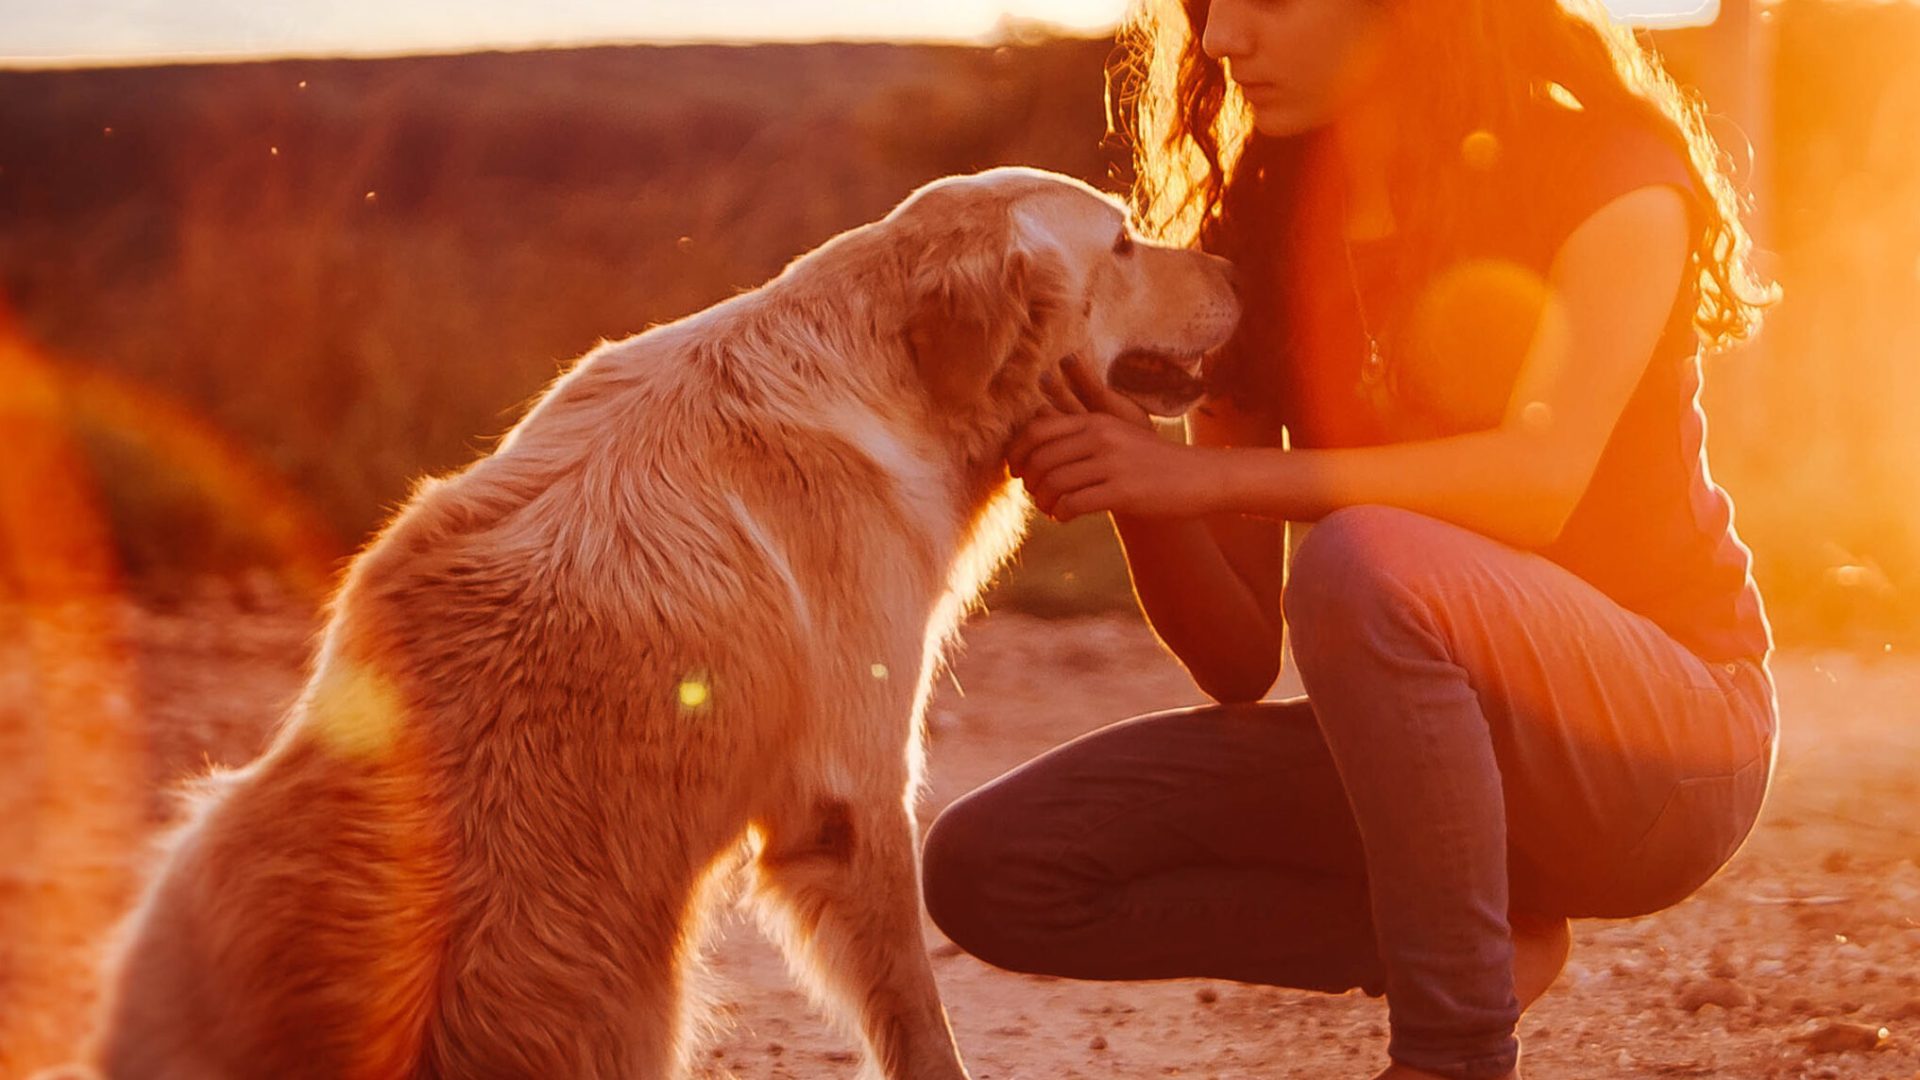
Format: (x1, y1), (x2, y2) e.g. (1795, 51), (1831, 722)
(1200, 0), (1390, 137)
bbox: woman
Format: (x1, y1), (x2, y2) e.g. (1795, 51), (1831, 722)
(918, 2), (1779, 1078)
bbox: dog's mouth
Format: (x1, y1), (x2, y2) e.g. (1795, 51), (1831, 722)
(1106, 347), (1208, 417)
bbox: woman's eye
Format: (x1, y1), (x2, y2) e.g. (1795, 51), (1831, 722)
(1113, 233), (1135, 255)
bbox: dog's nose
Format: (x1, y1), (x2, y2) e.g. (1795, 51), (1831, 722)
(1218, 259), (1243, 299)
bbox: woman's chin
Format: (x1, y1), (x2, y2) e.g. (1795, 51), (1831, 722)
(1249, 104), (1326, 140)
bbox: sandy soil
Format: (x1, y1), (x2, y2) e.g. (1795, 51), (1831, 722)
(2, 589), (1915, 1079)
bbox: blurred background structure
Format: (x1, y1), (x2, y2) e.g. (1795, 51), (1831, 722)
(2, 0), (1915, 647)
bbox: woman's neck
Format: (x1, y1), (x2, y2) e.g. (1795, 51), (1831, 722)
(1330, 93), (1398, 243)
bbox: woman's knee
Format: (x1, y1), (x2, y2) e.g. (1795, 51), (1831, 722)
(1283, 505), (1439, 653)
(920, 789), (1029, 964)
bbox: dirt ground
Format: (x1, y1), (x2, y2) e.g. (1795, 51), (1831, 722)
(2, 589), (1916, 1079)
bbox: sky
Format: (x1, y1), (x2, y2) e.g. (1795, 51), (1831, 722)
(0, 1), (1722, 66)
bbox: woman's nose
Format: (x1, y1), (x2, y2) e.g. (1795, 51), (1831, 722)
(1198, 7), (1244, 59)
(1200, 4), (1246, 61)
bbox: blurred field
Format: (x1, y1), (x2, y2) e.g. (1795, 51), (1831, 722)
(0, 3), (1916, 647)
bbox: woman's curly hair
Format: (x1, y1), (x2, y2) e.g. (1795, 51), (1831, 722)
(1105, 0), (1778, 412)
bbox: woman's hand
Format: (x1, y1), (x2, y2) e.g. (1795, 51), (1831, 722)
(1008, 354), (1225, 523)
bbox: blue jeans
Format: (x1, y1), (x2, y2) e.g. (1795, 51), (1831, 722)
(921, 506), (1777, 1079)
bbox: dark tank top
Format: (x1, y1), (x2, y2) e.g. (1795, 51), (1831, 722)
(1272, 99), (1771, 665)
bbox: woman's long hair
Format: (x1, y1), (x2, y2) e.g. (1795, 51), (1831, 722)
(1107, 0), (1778, 417)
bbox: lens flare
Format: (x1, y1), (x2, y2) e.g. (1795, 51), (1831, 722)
(1461, 129), (1503, 171)
(0, 316), (143, 1075)
(310, 657), (409, 759)
(1398, 259), (1564, 434)
(0, 304), (343, 1074)
(678, 678), (711, 710)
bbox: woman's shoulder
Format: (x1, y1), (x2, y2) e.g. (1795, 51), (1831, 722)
(1500, 95), (1704, 244)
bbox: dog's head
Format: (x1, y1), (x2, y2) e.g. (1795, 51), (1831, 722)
(888, 167), (1240, 421)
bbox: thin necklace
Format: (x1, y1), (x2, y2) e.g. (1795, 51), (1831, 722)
(1337, 185), (1389, 396)
(1342, 237), (1388, 393)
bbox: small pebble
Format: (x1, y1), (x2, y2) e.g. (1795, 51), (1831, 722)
(1677, 976), (1755, 1012)
(1791, 1020), (1891, 1054)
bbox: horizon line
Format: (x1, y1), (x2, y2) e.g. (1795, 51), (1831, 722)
(0, 17), (1116, 73)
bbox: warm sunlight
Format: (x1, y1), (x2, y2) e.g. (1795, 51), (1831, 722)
(1606, 0), (1721, 27)
(0, 0), (1718, 65)
(3, 0), (1915, 1076)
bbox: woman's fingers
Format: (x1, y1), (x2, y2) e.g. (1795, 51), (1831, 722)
(1053, 481), (1120, 523)
(1040, 368), (1087, 415)
(1024, 459), (1109, 507)
(1020, 432), (1102, 482)
(1009, 404), (1060, 478)
(1006, 413), (1094, 476)
(1060, 353), (1105, 405)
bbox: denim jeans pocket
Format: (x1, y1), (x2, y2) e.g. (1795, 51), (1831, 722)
(1617, 750), (1772, 914)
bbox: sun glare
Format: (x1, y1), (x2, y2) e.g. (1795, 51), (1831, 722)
(1604, 0), (1722, 29)
(0, 0), (1729, 64)
(1000, 0), (1128, 33)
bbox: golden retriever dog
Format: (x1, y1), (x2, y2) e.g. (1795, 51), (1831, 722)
(61, 166), (1238, 1080)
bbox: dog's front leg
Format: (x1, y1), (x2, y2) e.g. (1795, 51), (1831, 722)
(750, 791), (971, 1080)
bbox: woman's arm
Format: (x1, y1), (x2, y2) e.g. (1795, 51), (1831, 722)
(1016, 184), (1694, 549)
(1108, 401), (1286, 704)
(1106, 515), (1284, 704)
(1017, 363), (1286, 703)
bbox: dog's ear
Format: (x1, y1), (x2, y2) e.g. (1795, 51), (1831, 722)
(903, 242), (1044, 410)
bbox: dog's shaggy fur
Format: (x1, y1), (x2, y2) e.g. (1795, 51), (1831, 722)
(68, 167), (1238, 1079)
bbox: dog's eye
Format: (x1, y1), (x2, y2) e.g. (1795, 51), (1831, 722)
(1113, 233), (1135, 256)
